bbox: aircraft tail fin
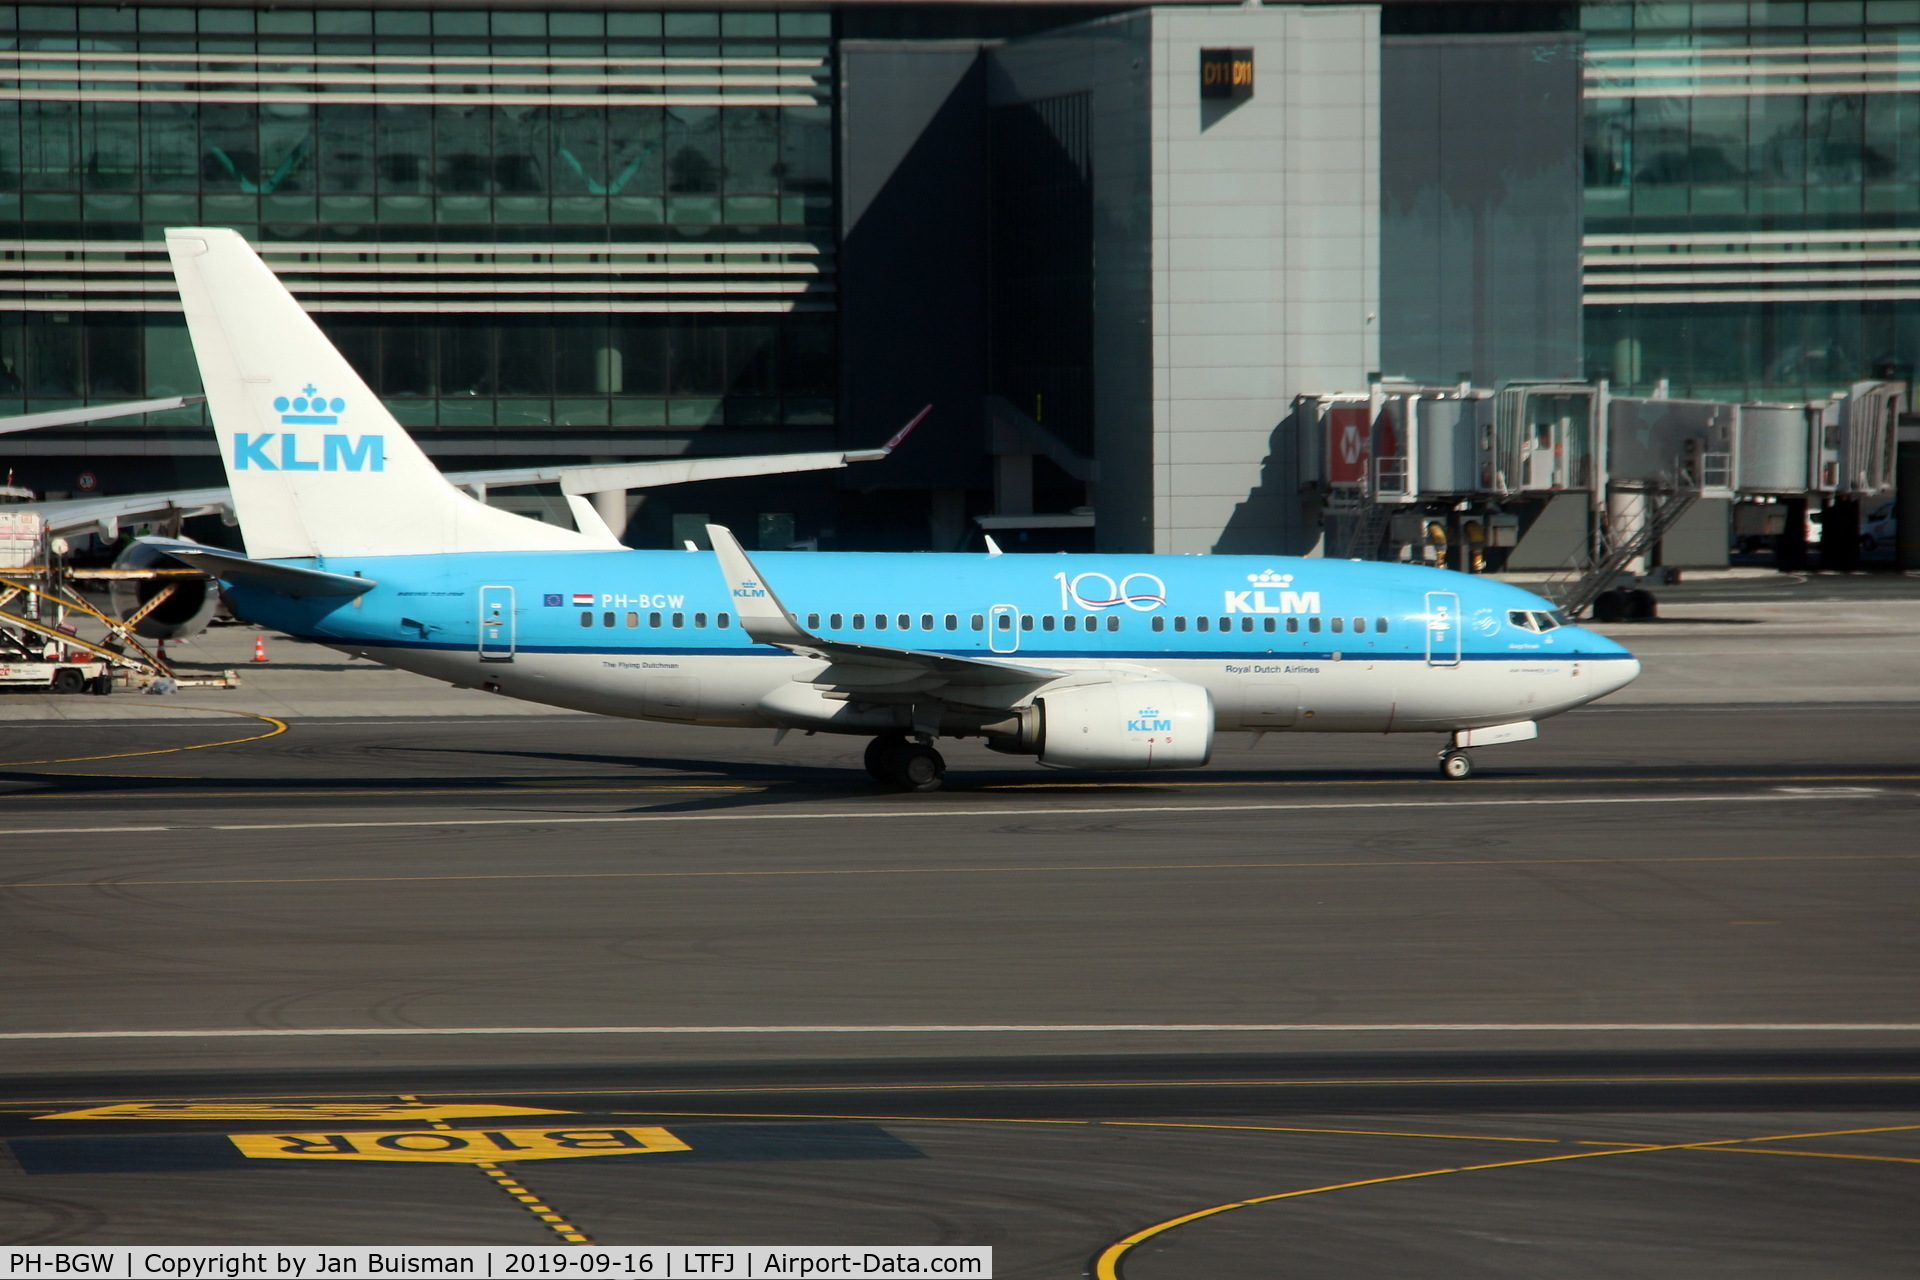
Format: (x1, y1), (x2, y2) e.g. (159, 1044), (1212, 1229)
(166, 227), (598, 560)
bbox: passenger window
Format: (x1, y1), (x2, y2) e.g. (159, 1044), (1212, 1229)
(1508, 610), (1536, 631)
(718, 614), (730, 629)
(1263, 617), (1276, 633)
(625, 612), (638, 628)
(580, 611), (592, 627)
(649, 611), (661, 628)
(1042, 615), (1056, 632)
(1196, 616), (1209, 632)
(921, 613), (934, 630)
(1240, 617), (1253, 632)
(1331, 617), (1343, 634)
(1351, 617), (1364, 633)
(1219, 617), (1230, 632)
(1173, 616), (1187, 633)
(830, 613), (843, 629)
(898, 614), (910, 630)
(603, 612), (615, 627)
(875, 613), (888, 630)
(1376, 617), (1387, 632)
(973, 614), (986, 631)
(1152, 616), (1166, 632)
(807, 612), (820, 629)
(945, 614), (958, 630)
(995, 614), (1010, 631)
(1106, 615), (1119, 632)
(1063, 614), (1077, 632)
(1308, 617), (1321, 633)
(1020, 614), (1034, 631)
(671, 612), (684, 628)
(693, 612), (707, 628)
(1286, 617), (1299, 633)
(853, 614), (866, 630)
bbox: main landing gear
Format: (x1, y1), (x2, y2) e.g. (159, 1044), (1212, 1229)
(865, 734), (947, 793)
(1438, 749), (1474, 780)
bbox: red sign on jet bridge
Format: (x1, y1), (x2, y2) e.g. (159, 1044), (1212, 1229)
(1326, 406), (1369, 486)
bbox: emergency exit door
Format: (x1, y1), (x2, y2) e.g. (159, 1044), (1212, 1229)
(1424, 591), (1460, 667)
(479, 585), (515, 662)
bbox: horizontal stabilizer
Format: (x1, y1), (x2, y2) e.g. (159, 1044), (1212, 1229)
(137, 537), (376, 598)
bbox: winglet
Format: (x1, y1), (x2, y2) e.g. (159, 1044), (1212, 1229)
(841, 404), (932, 464)
(706, 523), (810, 647)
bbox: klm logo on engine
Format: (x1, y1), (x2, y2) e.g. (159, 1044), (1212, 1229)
(1128, 706), (1173, 733)
(1224, 569), (1320, 615)
(233, 383), (385, 472)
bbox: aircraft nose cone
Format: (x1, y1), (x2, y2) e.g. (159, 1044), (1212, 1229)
(1580, 630), (1639, 697)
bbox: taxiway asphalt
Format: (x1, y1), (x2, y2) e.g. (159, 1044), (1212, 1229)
(2, 705), (1917, 1274)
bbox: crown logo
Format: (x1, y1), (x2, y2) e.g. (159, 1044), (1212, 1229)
(1137, 707), (1160, 717)
(1247, 569), (1292, 586)
(274, 384), (345, 426)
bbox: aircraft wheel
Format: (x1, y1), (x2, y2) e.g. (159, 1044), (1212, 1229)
(891, 742), (947, 793)
(1439, 750), (1474, 780)
(864, 735), (907, 783)
(51, 668), (84, 695)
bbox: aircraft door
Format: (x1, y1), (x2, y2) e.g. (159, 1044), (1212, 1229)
(1424, 591), (1461, 667)
(479, 585), (515, 662)
(988, 604), (1020, 654)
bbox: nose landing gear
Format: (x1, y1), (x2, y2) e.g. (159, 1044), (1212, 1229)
(1439, 749), (1474, 780)
(864, 734), (947, 792)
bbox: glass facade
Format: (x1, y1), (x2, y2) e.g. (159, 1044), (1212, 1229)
(0, 5), (837, 455)
(1580, 1), (1920, 400)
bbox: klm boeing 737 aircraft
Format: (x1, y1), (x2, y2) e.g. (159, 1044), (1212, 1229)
(148, 228), (1639, 790)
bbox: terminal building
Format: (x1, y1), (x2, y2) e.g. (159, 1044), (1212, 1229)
(2, 0), (1915, 563)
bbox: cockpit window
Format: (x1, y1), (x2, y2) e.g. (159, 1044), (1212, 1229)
(1531, 611), (1561, 632)
(1547, 609), (1570, 627)
(1508, 610), (1537, 632)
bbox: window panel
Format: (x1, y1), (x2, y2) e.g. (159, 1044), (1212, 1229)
(316, 104), (374, 194)
(551, 105), (609, 195)
(82, 102), (139, 192)
(669, 320), (725, 396)
(780, 105), (831, 195)
(666, 106), (721, 194)
(497, 320), (553, 396)
(435, 104), (492, 194)
(21, 102), (80, 191)
(606, 106), (664, 197)
(723, 106), (779, 195)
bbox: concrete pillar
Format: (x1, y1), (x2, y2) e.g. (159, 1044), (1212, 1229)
(929, 488), (968, 551)
(1777, 496), (1808, 571)
(591, 488), (629, 542)
(1820, 496), (1860, 571)
(1896, 434), (1920, 571)
(1606, 485), (1650, 576)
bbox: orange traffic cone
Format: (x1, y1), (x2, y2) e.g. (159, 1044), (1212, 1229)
(252, 634), (269, 663)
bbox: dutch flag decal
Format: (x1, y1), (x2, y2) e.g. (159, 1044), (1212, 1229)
(571, 592), (595, 606)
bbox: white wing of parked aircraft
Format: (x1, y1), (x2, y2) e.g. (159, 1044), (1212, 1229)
(0, 395), (205, 437)
(5, 408), (931, 540)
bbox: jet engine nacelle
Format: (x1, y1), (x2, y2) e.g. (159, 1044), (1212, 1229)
(108, 541), (220, 640)
(1036, 679), (1213, 771)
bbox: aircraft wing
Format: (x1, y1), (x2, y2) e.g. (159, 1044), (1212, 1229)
(17, 488), (232, 537)
(705, 522), (1061, 689)
(0, 395), (204, 436)
(448, 406), (930, 494)
(136, 536), (375, 598)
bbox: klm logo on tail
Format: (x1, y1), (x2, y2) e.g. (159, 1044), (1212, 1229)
(235, 385), (383, 472)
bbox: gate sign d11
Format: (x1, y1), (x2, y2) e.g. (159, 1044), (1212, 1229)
(1327, 405), (1370, 486)
(1200, 48), (1254, 101)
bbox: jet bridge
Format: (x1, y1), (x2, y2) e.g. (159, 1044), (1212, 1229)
(1293, 378), (1906, 616)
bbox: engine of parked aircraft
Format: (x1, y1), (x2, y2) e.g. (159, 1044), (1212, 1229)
(1034, 679), (1213, 771)
(109, 541), (221, 640)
